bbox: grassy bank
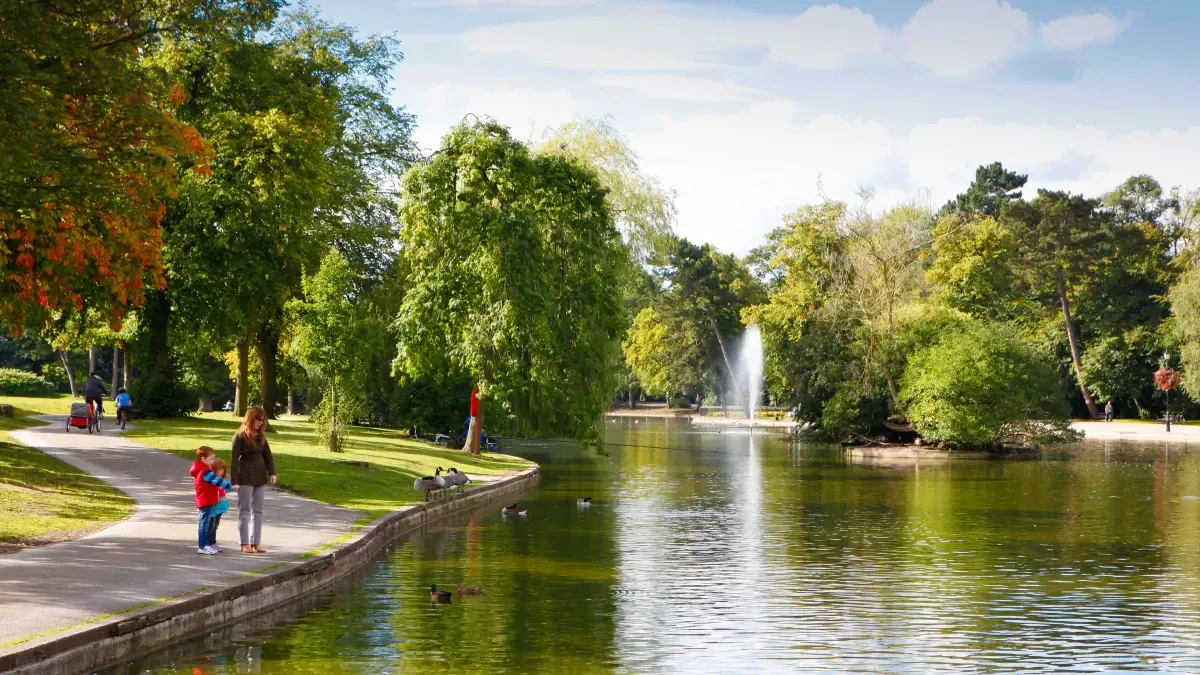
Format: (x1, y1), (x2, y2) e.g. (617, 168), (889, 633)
(0, 395), (136, 552)
(127, 414), (532, 519)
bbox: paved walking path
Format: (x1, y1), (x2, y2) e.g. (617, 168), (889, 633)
(1072, 420), (1200, 443)
(0, 417), (362, 648)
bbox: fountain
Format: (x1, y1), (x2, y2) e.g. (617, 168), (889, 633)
(736, 324), (764, 422)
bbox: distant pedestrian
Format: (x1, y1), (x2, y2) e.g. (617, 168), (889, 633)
(462, 387), (480, 455)
(231, 405), (276, 555)
(190, 446), (233, 555)
(1104, 400), (1114, 422)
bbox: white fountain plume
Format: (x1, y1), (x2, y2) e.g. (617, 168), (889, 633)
(738, 325), (764, 423)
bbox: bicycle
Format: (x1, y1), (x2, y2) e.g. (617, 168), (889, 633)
(87, 402), (103, 434)
(116, 407), (129, 430)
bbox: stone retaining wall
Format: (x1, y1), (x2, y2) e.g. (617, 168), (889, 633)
(0, 466), (540, 675)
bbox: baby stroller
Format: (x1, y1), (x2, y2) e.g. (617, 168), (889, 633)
(67, 402), (98, 433)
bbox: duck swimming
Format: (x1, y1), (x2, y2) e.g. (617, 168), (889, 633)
(501, 503), (527, 517)
(430, 585), (452, 604)
(456, 583), (485, 596)
(577, 497), (592, 507)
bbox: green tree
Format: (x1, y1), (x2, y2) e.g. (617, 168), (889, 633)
(927, 214), (1030, 322)
(145, 7), (414, 417)
(1081, 328), (1160, 418)
(537, 116), (675, 265)
(394, 120), (625, 450)
(0, 0), (228, 332)
(940, 162), (1027, 217)
(1002, 190), (1110, 418)
(901, 322), (1073, 446)
(623, 307), (694, 399)
(289, 250), (369, 452)
(1170, 265), (1200, 398)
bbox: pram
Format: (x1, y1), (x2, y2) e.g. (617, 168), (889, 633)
(67, 402), (98, 433)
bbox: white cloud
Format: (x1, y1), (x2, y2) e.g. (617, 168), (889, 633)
(1040, 13), (1131, 50)
(766, 5), (889, 70)
(628, 105), (1200, 254)
(593, 74), (760, 102)
(903, 0), (1031, 77)
(408, 0), (597, 6)
(459, 1), (1135, 78)
(461, 6), (752, 71)
(414, 84), (576, 150)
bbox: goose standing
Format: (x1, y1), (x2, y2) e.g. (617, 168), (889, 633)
(414, 467), (448, 501)
(447, 467), (471, 493)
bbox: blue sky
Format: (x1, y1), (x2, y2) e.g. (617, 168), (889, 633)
(309, 0), (1200, 254)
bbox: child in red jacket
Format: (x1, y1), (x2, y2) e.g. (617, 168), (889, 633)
(190, 446), (233, 555)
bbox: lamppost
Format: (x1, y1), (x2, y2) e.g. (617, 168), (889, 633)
(1163, 352), (1172, 432)
(1156, 353), (1176, 429)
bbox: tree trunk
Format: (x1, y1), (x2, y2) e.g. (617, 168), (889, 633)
(199, 392), (213, 413)
(88, 345), (96, 376)
(234, 337), (249, 417)
(146, 290), (171, 382)
(472, 397), (483, 456)
(629, 386), (637, 409)
(123, 349), (132, 389)
(884, 373), (900, 409)
(256, 325), (279, 419)
(111, 347), (120, 393)
(287, 388), (297, 415)
(1057, 270), (1099, 418)
(60, 351), (77, 397)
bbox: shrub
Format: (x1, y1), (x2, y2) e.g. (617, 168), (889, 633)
(0, 368), (54, 396)
(900, 323), (1075, 447)
(128, 370), (195, 418)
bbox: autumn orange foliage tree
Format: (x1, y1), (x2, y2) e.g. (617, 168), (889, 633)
(0, 0), (214, 333)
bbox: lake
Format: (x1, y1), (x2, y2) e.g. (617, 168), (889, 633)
(101, 418), (1200, 674)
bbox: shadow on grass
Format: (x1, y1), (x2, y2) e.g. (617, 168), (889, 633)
(0, 440), (135, 545)
(125, 416), (533, 518)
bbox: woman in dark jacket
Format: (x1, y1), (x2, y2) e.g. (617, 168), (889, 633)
(231, 405), (276, 554)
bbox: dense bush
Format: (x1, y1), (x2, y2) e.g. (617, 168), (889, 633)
(0, 368), (55, 396)
(900, 323), (1074, 447)
(128, 369), (195, 418)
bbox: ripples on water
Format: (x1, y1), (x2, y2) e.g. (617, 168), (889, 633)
(102, 421), (1200, 674)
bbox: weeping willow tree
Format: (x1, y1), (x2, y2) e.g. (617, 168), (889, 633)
(394, 120), (626, 451)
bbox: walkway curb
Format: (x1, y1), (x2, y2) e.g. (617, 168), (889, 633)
(0, 465), (540, 675)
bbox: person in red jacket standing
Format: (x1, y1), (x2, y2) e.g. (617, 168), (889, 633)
(190, 446), (233, 555)
(462, 387), (481, 456)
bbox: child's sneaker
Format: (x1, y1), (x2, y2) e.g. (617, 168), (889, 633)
(197, 546), (217, 555)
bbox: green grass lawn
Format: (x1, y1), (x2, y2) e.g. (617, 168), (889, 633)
(0, 399), (135, 552)
(127, 413), (533, 519)
(1, 393), (76, 416)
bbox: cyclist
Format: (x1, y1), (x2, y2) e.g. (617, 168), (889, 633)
(114, 387), (132, 427)
(84, 372), (108, 417)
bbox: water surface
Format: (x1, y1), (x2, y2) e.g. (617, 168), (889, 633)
(102, 419), (1200, 674)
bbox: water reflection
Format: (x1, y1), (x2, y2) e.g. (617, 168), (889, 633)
(102, 420), (1200, 674)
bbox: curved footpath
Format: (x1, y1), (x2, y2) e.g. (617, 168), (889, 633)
(1070, 421), (1200, 443)
(0, 417), (539, 675)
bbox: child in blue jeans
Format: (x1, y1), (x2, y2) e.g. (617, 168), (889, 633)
(189, 447), (233, 555)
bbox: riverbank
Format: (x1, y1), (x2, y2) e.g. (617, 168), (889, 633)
(0, 416), (539, 675)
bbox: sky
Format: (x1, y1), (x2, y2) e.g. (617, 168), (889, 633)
(308, 0), (1200, 254)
